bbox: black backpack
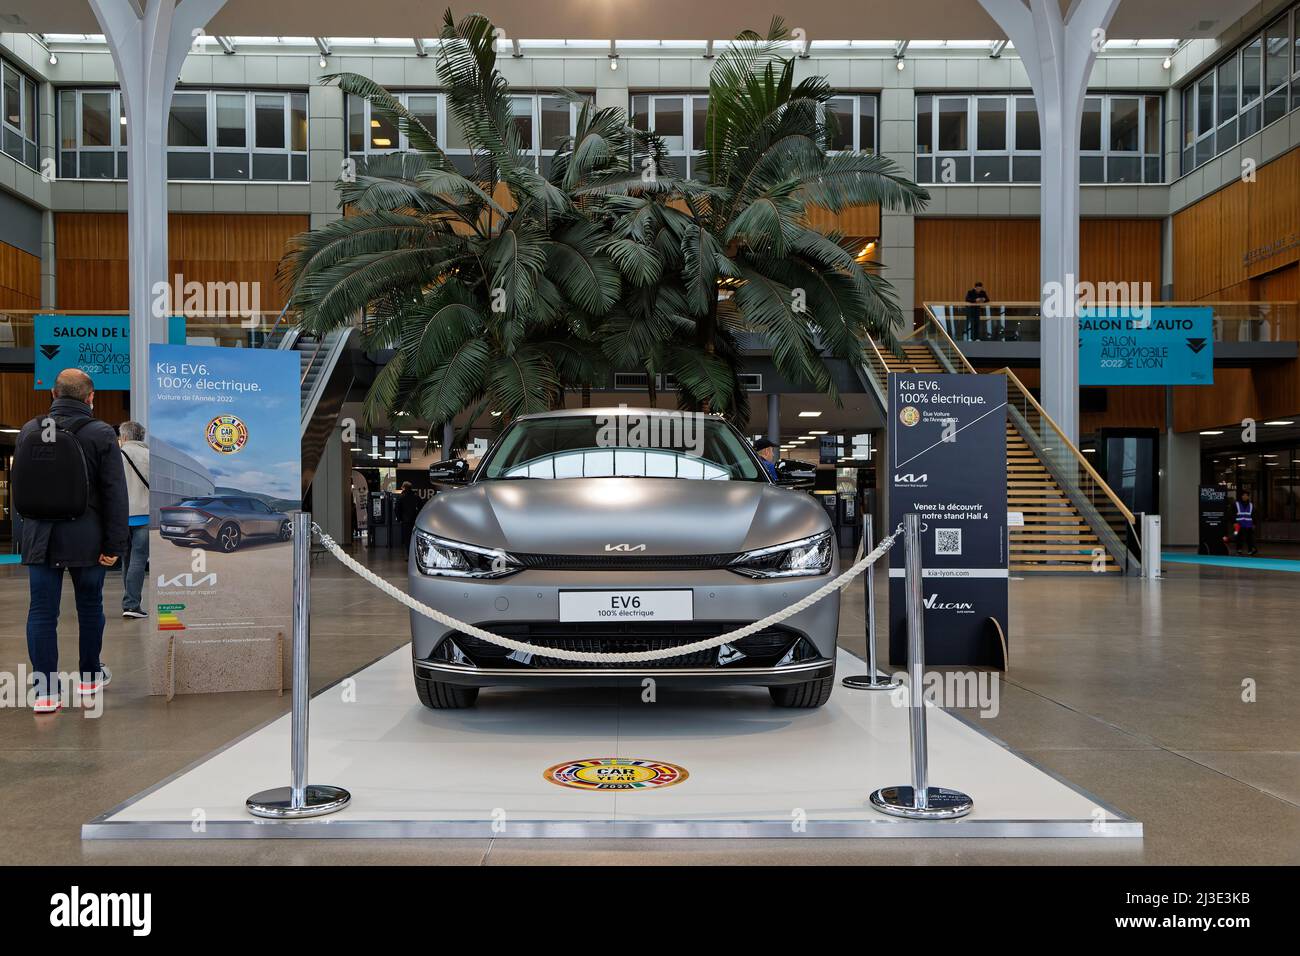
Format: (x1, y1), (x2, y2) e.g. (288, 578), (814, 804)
(12, 415), (93, 521)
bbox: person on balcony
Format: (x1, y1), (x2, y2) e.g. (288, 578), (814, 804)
(964, 281), (989, 341)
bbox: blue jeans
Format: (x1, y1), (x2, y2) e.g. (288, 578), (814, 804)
(27, 563), (107, 698)
(122, 524), (149, 612)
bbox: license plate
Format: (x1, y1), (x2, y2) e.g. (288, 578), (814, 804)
(162, 525), (186, 533)
(559, 590), (693, 623)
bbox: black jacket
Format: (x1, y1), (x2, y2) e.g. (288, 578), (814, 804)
(18, 398), (129, 568)
(397, 488), (424, 524)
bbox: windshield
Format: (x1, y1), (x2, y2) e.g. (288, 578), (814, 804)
(478, 414), (766, 482)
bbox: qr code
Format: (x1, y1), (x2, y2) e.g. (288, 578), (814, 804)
(935, 528), (962, 556)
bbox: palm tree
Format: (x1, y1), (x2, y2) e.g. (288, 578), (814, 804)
(280, 10), (636, 437)
(578, 17), (930, 417)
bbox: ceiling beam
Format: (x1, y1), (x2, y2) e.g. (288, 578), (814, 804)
(893, 39), (910, 58)
(412, 36), (426, 56)
(214, 34), (235, 54)
(313, 36), (331, 57)
(989, 38), (1007, 57)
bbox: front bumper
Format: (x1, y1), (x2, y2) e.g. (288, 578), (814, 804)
(408, 562), (840, 689)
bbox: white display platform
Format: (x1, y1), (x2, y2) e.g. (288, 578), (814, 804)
(84, 648), (1141, 839)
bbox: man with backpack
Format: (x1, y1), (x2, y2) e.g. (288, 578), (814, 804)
(118, 420), (150, 619)
(13, 368), (128, 713)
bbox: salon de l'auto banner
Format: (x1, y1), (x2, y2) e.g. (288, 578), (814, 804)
(147, 344), (301, 695)
(889, 373), (1008, 667)
(1078, 305), (1214, 386)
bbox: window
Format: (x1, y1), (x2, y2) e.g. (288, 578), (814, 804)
(57, 88), (308, 181)
(631, 91), (876, 180)
(1181, 5), (1300, 175)
(1, 58), (39, 169)
(915, 92), (1160, 185)
(630, 93), (701, 177)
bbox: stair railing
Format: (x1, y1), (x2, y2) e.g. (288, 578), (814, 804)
(999, 367), (1142, 573)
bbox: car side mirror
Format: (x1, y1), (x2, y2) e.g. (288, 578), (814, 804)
(428, 458), (470, 484)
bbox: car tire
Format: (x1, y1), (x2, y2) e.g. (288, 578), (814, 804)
(217, 523), (241, 553)
(414, 673), (479, 709)
(769, 673), (834, 709)
(278, 520), (292, 541)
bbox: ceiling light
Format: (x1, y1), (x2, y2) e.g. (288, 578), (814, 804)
(399, 429), (420, 435)
(798, 411), (821, 418)
(1264, 420), (1294, 426)
(1162, 56), (1172, 69)
(1200, 430), (1223, 435)
(896, 59), (906, 71)
(491, 410), (502, 417)
(1082, 447), (1096, 453)
(372, 138), (392, 147)
(809, 430), (828, 435)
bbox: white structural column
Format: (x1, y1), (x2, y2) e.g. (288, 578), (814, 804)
(977, 0), (1119, 442)
(88, 0), (226, 427)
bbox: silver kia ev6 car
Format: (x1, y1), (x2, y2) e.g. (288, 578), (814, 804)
(408, 408), (839, 709)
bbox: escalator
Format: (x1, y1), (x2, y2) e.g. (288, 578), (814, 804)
(262, 320), (355, 496)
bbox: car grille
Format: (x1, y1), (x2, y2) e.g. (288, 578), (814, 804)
(432, 622), (822, 670)
(511, 552), (739, 571)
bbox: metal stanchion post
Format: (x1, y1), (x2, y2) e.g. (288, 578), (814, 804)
(842, 514), (900, 691)
(247, 511), (351, 819)
(869, 513), (973, 819)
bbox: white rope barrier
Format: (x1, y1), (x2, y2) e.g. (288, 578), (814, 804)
(312, 524), (902, 665)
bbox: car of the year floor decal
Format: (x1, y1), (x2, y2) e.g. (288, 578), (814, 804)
(543, 758), (689, 791)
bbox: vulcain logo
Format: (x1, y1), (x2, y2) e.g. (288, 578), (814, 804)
(604, 543), (647, 552)
(924, 594), (973, 611)
(156, 572), (218, 588)
(894, 473), (928, 484)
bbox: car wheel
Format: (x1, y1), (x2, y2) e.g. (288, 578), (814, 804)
(278, 520), (292, 541)
(769, 673), (834, 709)
(217, 523), (242, 553)
(414, 673), (479, 709)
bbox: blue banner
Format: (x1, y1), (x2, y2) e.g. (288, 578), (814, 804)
(1078, 306), (1213, 386)
(34, 314), (186, 390)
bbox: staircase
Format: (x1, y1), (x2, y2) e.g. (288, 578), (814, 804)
(865, 329), (1133, 574)
(1005, 420), (1116, 573)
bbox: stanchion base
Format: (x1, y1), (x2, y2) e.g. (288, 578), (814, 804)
(246, 785), (351, 819)
(841, 674), (901, 691)
(869, 786), (973, 820)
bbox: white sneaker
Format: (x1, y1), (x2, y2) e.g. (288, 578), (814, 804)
(122, 609), (147, 619)
(32, 696), (62, 714)
(78, 664), (112, 694)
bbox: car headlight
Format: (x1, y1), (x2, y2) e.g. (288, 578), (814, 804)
(729, 531), (833, 579)
(413, 530), (520, 578)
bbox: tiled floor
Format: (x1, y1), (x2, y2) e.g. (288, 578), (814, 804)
(0, 543), (1296, 865)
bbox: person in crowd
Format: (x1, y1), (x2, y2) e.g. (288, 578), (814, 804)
(964, 281), (990, 341)
(397, 481), (423, 550)
(117, 420), (150, 619)
(15, 369), (127, 713)
(752, 438), (780, 481)
(1235, 490), (1257, 556)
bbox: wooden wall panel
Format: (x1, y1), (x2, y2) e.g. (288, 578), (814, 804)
(1173, 147), (1300, 301)
(0, 372), (128, 429)
(54, 213), (309, 312)
(0, 240), (40, 310)
(914, 217), (1162, 307)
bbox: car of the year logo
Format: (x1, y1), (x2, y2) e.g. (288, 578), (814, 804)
(407, 408), (840, 711)
(159, 495), (292, 553)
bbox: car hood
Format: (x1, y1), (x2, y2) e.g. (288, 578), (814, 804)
(416, 478), (830, 555)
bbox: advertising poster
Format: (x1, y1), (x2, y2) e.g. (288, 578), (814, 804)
(1078, 306), (1214, 386)
(146, 343), (301, 695)
(34, 314), (185, 389)
(889, 373), (1008, 667)
(1199, 485), (1231, 556)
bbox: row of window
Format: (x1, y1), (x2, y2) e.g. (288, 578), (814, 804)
(916, 92), (1163, 184)
(347, 91), (585, 176)
(1181, 2), (1300, 173)
(57, 88), (308, 181)
(2, 59), (39, 170)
